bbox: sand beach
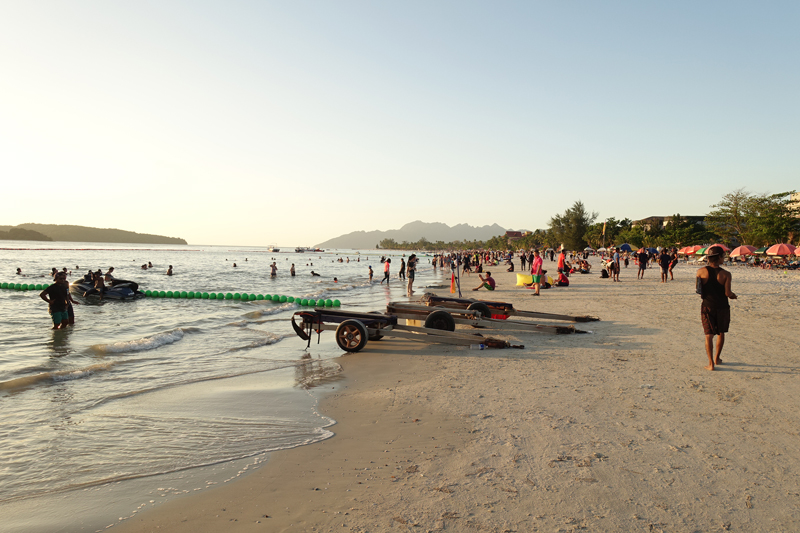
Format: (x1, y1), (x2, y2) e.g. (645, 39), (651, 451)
(115, 260), (800, 532)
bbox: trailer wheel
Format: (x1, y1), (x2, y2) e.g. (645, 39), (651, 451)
(424, 310), (456, 332)
(336, 319), (369, 352)
(467, 302), (492, 319)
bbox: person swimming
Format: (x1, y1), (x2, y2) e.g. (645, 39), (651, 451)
(310, 271), (321, 277)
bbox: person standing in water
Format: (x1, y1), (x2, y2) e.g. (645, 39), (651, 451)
(40, 272), (77, 329)
(406, 254), (417, 296)
(696, 246), (737, 371)
(368, 265), (373, 283)
(290, 264), (296, 276)
(398, 258), (406, 281)
(380, 258), (391, 284)
(270, 262), (277, 277)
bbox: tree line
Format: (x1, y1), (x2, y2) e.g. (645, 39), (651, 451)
(376, 189), (798, 252)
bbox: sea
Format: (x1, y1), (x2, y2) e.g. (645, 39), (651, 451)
(0, 242), (439, 532)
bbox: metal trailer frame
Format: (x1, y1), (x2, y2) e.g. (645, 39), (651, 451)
(420, 294), (600, 323)
(386, 302), (583, 335)
(291, 308), (523, 353)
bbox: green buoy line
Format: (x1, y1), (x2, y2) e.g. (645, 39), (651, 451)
(1, 282), (50, 291)
(1, 283), (341, 308)
(142, 290), (340, 307)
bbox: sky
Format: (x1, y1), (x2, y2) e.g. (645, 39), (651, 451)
(1, 1), (797, 246)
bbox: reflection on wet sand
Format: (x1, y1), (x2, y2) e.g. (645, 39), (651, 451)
(295, 355), (343, 389)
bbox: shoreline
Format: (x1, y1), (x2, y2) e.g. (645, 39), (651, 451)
(116, 262), (800, 532)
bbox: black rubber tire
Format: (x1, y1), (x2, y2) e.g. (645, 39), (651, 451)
(424, 310), (456, 332)
(335, 319), (369, 352)
(467, 302), (492, 319)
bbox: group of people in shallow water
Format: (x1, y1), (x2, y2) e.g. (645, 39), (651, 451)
(376, 254), (419, 297)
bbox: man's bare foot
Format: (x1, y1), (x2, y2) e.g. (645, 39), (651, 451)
(715, 357), (722, 364)
(705, 364), (715, 371)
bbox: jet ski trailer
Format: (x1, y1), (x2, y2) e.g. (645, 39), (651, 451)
(291, 308), (523, 353)
(386, 302), (585, 335)
(419, 293), (600, 323)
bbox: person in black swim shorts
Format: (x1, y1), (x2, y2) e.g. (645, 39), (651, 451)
(696, 246), (737, 371)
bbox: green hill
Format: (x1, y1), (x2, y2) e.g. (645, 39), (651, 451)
(0, 224), (187, 245)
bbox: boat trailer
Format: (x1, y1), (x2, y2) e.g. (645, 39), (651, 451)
(291, 308), (523, 353)
(386, 302), (585, 335)
(420, 293), (600, 323)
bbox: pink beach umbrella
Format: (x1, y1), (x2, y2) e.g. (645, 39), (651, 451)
(707, 243), (731, 252)
(766, 243), (797, 256)
(730, 245), (757, 257)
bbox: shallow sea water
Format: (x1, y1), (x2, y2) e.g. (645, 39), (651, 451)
(0, 242), (438, 531)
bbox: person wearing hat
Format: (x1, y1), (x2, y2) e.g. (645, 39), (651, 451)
(696, 246), (737, 371)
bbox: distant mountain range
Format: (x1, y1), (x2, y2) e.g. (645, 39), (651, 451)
(315, 221), (507, 249)
(0, 224), (187, 245)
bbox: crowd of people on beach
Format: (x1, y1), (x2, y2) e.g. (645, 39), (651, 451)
(19, 242), (778, 374)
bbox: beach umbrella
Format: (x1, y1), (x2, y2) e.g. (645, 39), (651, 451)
(584, 246), (595, 251)
(696, 247), (708, 255)
(754, 246), (770, 254)
(678, 246), (694, 254)
(766, 243), (796, 256)
(618, 243), (633, 252)
(707, 243), (731, 252)
(687, 245), (703, 255)
(729, 245), (757, 257)
(597, 247), (606, 252)
(646, 247), (658, 254)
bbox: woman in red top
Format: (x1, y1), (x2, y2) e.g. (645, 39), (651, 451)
(380, 258), (391, 284)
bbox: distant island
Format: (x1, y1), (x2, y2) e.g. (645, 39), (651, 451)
(0, 227), (52, 241)
(0, 224), (187, 245)
(315, 221), (507, 249)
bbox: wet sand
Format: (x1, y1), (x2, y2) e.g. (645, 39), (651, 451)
(115, 260), (800, 532)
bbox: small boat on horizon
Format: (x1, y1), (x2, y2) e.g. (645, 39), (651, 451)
(268, 245), (280, 252)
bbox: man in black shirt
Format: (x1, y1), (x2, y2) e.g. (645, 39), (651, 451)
(40, 272), (75, 329)
(637, 250), (649, 279)
(659, 250), (672, 283)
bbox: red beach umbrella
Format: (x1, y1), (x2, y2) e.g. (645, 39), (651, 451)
(730, 245), (757, 257)
(766, 243), (797, 256)
(687, 245), (703, 255)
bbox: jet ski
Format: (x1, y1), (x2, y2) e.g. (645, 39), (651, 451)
(70, 275), (145, 300)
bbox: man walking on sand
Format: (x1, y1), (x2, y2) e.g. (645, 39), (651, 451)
(696, 246), (737, 371)
(637, 249), (648, 279)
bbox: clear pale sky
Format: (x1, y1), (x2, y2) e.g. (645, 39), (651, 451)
(1, 2), (797, 246)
